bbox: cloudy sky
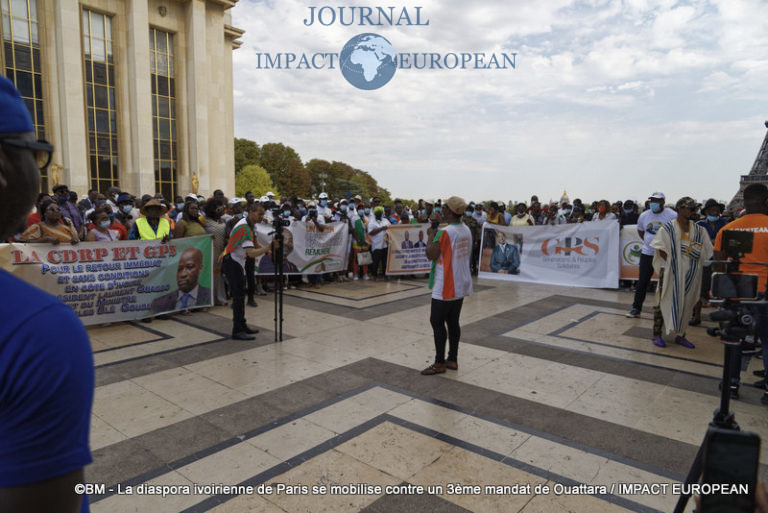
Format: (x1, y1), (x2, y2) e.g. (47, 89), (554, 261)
(231, 0), (768, 204)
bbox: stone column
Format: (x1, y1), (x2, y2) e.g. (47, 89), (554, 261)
(52, 0), (88, 192)
(184, 0), (209, 195)
(126, 0), (154, 195)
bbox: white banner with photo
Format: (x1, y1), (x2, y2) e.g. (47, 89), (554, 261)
(253, 221), (349, 275)
(385, 223), (432, 274)
(478, 220), (620, 288)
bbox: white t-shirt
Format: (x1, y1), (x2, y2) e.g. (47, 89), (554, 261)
(229, 218), (255, 268)
(367, 217), (391, 250)
(431, 223), (473, 301)
(637, 208), (677, 255)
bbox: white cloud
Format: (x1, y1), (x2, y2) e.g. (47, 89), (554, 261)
(230, 0), (768, 203)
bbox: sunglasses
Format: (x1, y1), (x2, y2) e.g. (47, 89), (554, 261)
(1, 138), (54, 171)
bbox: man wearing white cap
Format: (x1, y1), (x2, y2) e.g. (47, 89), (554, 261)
(626, 192), (677, 318)
(317, 192), (332, 222)
(421, 196), (473, 375)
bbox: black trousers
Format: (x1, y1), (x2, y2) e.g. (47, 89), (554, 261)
(245, 256), (256, 301)
(222, 256), (247, 335)
(371, 248), (387, 277)
(430, 298), (464, 364)
(632, 253), (655, 310)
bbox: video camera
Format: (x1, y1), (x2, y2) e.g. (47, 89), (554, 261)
(707, 231), (761, 344)
(271, 207), (290, 232)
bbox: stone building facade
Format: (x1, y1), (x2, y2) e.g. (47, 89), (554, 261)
(1, 0), (243, 199)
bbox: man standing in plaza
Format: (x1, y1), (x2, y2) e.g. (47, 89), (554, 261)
(0, 76), (93, 512)
(650, 197), (712, 348)
(421, 196), (474, 375)
(220, 202), (278, 340)
(627, 192), (677, 318)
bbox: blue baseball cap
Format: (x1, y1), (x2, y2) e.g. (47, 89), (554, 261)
(0, 75), (34, 134)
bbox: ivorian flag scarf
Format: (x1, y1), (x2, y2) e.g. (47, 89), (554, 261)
(219, 222), (254, 262)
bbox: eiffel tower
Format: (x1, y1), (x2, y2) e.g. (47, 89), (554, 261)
(728, 120), (768, 211)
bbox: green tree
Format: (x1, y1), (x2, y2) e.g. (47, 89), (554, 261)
(234, 138), (261, 174)
(305, 159), (333, 198)
(259, 143), (310, 197)
(235, 164), (279, 198)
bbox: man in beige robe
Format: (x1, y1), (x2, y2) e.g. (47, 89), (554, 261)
(650, 197), (713, 348)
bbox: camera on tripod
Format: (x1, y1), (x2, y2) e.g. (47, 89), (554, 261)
(708, 231), (760, 344)
(272, 208), (291, 231)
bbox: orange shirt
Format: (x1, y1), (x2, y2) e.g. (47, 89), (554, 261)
(713, 213), (768, 292)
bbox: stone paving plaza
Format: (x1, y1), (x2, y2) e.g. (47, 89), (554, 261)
(84, 277), (768, 513)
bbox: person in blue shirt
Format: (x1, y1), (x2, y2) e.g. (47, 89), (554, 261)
(0, 75), (94, 512)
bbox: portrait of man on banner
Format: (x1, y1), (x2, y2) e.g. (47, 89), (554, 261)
(258, 228), (300, 274)
(151, 247), (212, 313)
(490, 230), (522, 274)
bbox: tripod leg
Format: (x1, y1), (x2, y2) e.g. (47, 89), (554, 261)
(673, 439), (706, 513)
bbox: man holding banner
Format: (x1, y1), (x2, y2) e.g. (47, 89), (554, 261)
(421, 196), (473, 375)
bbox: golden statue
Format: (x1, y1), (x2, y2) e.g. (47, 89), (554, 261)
(50, 163), (62, 188)
(560, 189), (569, 204)
(191, 173), (199, 195)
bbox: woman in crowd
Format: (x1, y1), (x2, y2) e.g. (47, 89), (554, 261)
(205, 198), (229, 306)
(85, 206), (121, 242)
(352, 202), (371, 280)
(174, 200), (207, 239)
(19, 200), (79, 245)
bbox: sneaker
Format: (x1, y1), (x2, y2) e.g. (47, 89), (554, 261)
(626, 308), (641, 318)
(754, 369), (766, 378)
(652, 335), (666, 347)
(753, 379), (766, 389)
(674, 336), (695, 349)
(353, 275), (359, 281)
(363, 274), (370, 280)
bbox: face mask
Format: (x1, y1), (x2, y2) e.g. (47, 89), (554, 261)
(283, 210), (291, 217)
(176, 203), (184, 210)
(340, 205), (348, 212)
(375, 213), (382, 220)
(650, 203), (662, 213)
(435, 206), (441, 213)
(624, 208), (633, 214)
(364, 208), (371, 215)
(100, 220), (111, 229)
(564, 209), (572, 215)
(57, 195), (68, 203)
(319, 200), (327, 207)
(357, 209), (364, 216)
(598, 206), (606, 214)
(465, 211), (472, 217)
(299, 208), (307, 216)
(108, 213), (115, 221)
(707, 215), (720, 222)
(122, 204), (133, 214)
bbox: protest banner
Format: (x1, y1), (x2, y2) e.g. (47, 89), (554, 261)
(0, 235), (213, 325)
(253, 221), (349, 275)
(619, 224), (658, 281)
(479, 220), (620, 288)
(385, 223), (432, 274)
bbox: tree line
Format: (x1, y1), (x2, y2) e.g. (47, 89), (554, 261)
(234, 138), (392, 203)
